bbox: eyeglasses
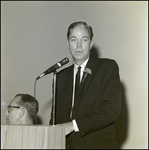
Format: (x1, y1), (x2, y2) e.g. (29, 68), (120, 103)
(7, 105), (20, 113)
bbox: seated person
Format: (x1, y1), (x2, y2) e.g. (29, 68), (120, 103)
(5, 94), (39, 125)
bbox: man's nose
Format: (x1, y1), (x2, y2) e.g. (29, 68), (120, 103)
(77, 40), (82, 47)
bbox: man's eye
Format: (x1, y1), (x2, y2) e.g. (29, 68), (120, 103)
(70, 39), (76, 42)
(83, 38), (88, 42)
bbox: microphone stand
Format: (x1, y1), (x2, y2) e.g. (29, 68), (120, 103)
(52, 71), (57, 126)
(34, 71), (57, 125)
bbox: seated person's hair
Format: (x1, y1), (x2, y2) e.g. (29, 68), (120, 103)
(15, 94), (39, 121)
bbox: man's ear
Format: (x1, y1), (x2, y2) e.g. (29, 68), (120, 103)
(67, 40), (70, 49)
(20, 107), (25, 118)
(67, 40), (69, 46)
(90, 40), (94, 49)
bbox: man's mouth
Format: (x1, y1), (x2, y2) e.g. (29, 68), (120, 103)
(76, 50), (82, 53)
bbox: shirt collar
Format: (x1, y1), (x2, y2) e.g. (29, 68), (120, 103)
(73, 58), (89, 71)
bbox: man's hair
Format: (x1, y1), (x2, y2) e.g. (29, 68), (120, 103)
(67, 21), (94, 40)
(15, 94), (39, 120)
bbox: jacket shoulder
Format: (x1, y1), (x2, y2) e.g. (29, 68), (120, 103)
(91, 58), (119, 71)
(97, 58), (117, 63)
(57, 64), (73, 75)
(97, 58), (119, 67)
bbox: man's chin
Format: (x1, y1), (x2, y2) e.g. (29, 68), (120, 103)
(74, 55), (84, 60)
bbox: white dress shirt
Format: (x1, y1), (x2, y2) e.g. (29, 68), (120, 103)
(72, 58), (89, 132)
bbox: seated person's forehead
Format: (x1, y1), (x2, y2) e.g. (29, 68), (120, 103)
(10, 96), (21, 105)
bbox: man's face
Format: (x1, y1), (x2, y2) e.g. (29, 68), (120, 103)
(67, 26), (93, 65)
(6, 96), (21, 124)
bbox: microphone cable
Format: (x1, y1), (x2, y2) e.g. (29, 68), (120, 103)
(34, 78), (38, 124)
(34, 78), (37, 99)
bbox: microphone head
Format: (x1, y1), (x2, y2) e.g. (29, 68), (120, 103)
(57, 57), (69, 67)
(60, 57), (69, 65)
(36, 57), (69, 80)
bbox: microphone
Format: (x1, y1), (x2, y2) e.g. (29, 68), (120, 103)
(36, 57), (69, 80)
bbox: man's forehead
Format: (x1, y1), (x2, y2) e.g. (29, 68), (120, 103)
(70, 26), (88, 32)
(69, 27), (90, 38)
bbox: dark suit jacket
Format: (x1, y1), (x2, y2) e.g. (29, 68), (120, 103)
(50, 57), (122, 149)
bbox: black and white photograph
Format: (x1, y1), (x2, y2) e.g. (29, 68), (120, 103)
(1, 1), (148, 149)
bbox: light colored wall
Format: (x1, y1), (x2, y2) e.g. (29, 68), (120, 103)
(1, 1), (148, 149)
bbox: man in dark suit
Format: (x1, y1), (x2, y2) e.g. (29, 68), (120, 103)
(50, 21), (122, 149)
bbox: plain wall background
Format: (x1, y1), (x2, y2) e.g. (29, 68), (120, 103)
(1, 1), (148, 149)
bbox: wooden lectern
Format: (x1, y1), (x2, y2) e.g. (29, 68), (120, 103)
(1, 125), (66, 149)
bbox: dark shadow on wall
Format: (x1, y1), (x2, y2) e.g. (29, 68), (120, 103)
(115, 82), (129, 149)
(90, 45), (100, 58)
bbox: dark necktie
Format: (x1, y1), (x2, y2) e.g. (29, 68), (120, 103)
(74, 66), (81, 98)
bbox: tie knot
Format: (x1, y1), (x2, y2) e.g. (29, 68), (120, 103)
(77, 66), (81, 71)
